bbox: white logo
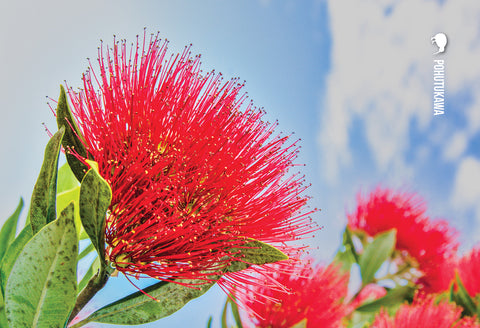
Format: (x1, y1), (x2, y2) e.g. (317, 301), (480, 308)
(431, 33), (447, 55)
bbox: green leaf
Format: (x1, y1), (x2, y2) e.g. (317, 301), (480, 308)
(453, 273), (477, 316)
(221, 295), (228, 328)
(82, 279), (216, 325)
(344, 227), (359, 264)
(29, 127), (65, 235)
(57, 162), (79, 194)
(229, 296), (243, 328)
(57, 187), (81, 236)
(56, 85), (90, 182)
(0, 198), (23, 262)
(290, 319), (307, 328)
(5, 202), (78, 328)
(226, 239), (288, 273)
(0, 224), (33, 295)
(350, 322), (371, 328)
(355, 285), (414, 313)
(206, 316), (213, 328)
(334, 247), (356, 273)
(0, 305), (7, 328)
(79, 167), (112, 265)
(359, 229), (396, 285)
(78, 243), (95, 260)
(0, 315), (6, 327)
(78, 256), (99, 293)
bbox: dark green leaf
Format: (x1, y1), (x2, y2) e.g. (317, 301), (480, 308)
(206, 316), (213, 328)
(226, 239), (288, 273)
(359, 229), (396, 285)
(0, 198), (23, 262)
(29, 127), (65, 234)
(449, 281), (455, 302)
(79, 167), (112, 265)
(5, 202), (78, 328)
(453, 273), (477, 316)
(0, 224), (33, 295)
(355, 285), (414, 313)
(82, 279), (216, 325)
(56, 85), (90, 182)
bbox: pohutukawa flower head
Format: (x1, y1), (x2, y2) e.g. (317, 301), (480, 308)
(239, 260), (349, 328)
(64, 32), (316, 289)
(371, 294), (480, 328)
(347, 188), (458, 293)
(457, 246), (480, 298)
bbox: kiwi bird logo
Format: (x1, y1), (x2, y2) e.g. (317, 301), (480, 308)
(431, 33), (447, 55)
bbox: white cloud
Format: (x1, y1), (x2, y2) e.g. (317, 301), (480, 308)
(451, 157), (480, 219)
(319, 0), (480, 184)
(443, 131), (468, 162)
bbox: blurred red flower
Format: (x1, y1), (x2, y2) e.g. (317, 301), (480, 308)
(458, 246), (480, 297)
(349, 284), (387, 311)
(347, 188), (458, 292)
(66, 33), (315, 288)
(240, 261), (349, 328)
(371, 295), (479, 328)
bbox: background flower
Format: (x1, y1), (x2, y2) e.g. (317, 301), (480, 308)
(371, 295), (480, 328)
(240, 260), (349, 328)
(457, 246), (480, 298)
(348, 188), (458, 292)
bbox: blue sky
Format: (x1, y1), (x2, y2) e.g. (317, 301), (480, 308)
(1, 1), (479, 327)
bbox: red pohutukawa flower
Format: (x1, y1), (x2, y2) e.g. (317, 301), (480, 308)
(458, 246), (480, 298)
(371, 295), (480, 328)
(349, 283), (387, 312)
(240, 261), (349, 328)
(65, 33), (316, 288)
(347, 188), (458, 292)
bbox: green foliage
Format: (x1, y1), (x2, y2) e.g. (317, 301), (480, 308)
(355, 285), (415, 313)
(4, 203), (78, 328)
(450, 273), (478, 317)
(218, 295), (243, 328)
(29, 127), (65, 235)
(359, 230), (396, 286)
(56, 85), (90, 182)
(0, 198), (23, 262)
(57, 187), (81, 236)
(229, 296), (243, 328)
(226, 239), (288, 273)
(334, 227), (360, 273)
(57, 162), (80, 194)
(344, 227), (359, 263)
(0, 225), (33, 295)
(78, 279), (216, 326)
(290, 319), (307, 328)
(56, 164), (90, 240)
(79, 167), (112, 266)
(78, 256), (100, 294)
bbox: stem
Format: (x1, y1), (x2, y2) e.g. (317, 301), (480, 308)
(67, 264), (111, 326)
(372, 262), (412, 284)
(349, 262), (413, 304)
